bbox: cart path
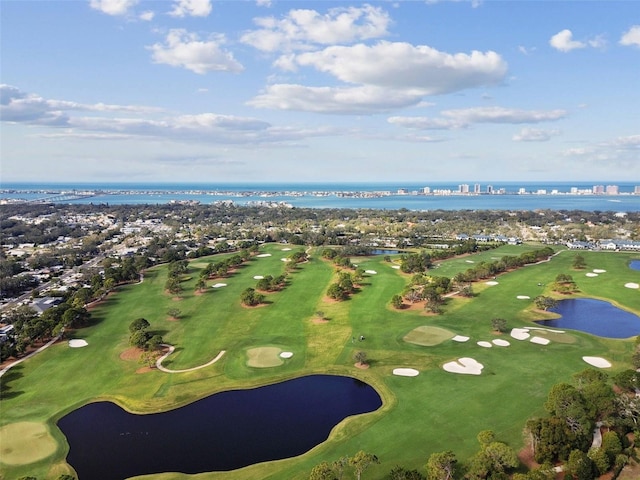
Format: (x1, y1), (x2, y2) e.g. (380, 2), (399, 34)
(155, 345), (226, 373)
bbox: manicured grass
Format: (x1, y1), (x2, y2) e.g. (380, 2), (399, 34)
(1, 245), (638, 480)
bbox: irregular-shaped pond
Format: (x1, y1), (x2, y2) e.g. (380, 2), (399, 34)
(536, 298), (640, 338)
(630, 259), (640, 271)
(58, 375), (381, 480)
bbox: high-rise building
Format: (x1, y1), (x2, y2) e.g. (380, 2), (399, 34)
(606, 185), (619, 195)
(487, 185), (493, 194)
(422, 186), (431, 194)
(474, 183), (481, 194)
(593, 185), (605, 194)
(634, 186), (640, 194)
(459, 184), (469, 194)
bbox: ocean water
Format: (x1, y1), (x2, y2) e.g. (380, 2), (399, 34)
(1, 181), (639, 211)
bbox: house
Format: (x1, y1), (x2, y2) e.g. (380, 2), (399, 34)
(30, 297), (63, 315)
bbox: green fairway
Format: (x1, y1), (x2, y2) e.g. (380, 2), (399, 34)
(1, 245), (639, 479)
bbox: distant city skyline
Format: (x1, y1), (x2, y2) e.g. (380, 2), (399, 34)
(1, 1), (639, 183)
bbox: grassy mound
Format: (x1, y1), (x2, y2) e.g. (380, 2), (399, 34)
(246, 347), (284, 368)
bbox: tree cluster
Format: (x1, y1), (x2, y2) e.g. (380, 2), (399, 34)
(128, 317), (163, 351)
(453, 248), (554, 284)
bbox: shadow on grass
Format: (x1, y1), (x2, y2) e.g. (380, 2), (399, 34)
(0, 364), (24, 399)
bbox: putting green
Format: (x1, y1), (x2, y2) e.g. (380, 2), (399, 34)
(529, 329), (576, 344)
(0, 422), (57, 465)
(403, 326), (455, 346)
(246, 347), (284, 367)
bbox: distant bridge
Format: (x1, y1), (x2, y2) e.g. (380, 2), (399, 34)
(27, 193), (97, 203)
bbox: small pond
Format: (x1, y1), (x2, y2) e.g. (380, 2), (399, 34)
(536, 298), (640, 338)
(371, 249), (400, 255)
(57, 375), (381, 480)
(630, 259), (640, 271)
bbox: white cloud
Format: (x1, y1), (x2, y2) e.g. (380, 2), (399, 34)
(240, 4), (391, 52)
(588, 34), (607, 49)
(389, 106), (567, 130)
(620, 25), (640, 47)
(562, 134), (640, 167)
(549, 29), (586, 52)
(256, 0), (272, 7)
(139, 10), (155, 21)
(512, 128), (561, 142)
(169, 0), (212, 18)
(89, 0), (138, 16)
(147, 30), (243, 74)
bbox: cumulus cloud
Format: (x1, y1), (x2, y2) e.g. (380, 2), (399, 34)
(147, 29), (243, 74)
(620, 25), (640, 47)
(240, 4), (391, 52)
(169, 0), (212, 18)
(389, 107), (567, 130)
(550, 29), (586, 52)
(562, 134), (640, 167)
(512, 127), (561, 142)
(139, 10), (155, 21)
(89, 0), (138, 16)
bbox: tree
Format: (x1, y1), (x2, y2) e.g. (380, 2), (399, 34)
(425, 450), (457, 480)
(167, 307), (181, 320)
(194, 277), (206, 292)
(349, 451), (379, 480)
(165, 276), (183, 295)
(129, 329), (151, 349)
(327, 283), (346, 301)
(129, 317), (150, 333)
(354, 351), (367, 366)
(544, 383), (592, 436)
(587, 447), (610, 476)
(240, 288), (264, 306)
(388, 465), (425, 480)
(457, 284), (474, 297)
(491, 318), (507, 333)
(600, 431), (622, 462)
(572, 254), (586, 269)
(565, 449), (595, 480)
(309, 461), (335, 480)
(315, 311), (325, 320)
(391, 294), (404, 309)
(534, 296), (557, 311)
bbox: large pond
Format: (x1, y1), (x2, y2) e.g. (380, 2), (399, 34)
(536, 298), (640, 338)
(57, 375), (382, 480)
(630, 259), (640, 271)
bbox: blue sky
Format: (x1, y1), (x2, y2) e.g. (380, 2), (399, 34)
(1, 0), (638, 184)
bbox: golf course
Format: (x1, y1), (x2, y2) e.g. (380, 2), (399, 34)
(1, 243), (639, 479)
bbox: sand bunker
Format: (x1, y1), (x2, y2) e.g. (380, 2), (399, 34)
(281, 258), (290, 262)
(625, 283), (639, 289)
(443, 357), (484, 375)
(365, 270), (377, 274)
(530, 336), (550, 345)
(279, 351), (293, 359)
(485, 281), (499, 286)
(452, 335), (470, 342)
(247, 347), (284, 367)
(477, 341), (492, 348)
(256, 253), (272, 257)
(281, 248), (292, 251)
(593, 269), (606, 273)
(253, 275), (264, 279)
(212, 283), (227, 288)
(583, 356), (612, 368)
(393, 368), (419, 377)
(516, 295), (530, 300)
(68, 339), (88, 348)
(510, 328), (530, 340)
(492, 339), (510, 347)
(585, 273), (599, 277)
(465, 260), (474, 263)
(392, 265), (401, 269)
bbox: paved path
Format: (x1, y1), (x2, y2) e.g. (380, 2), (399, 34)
(155, 345), (226, 373)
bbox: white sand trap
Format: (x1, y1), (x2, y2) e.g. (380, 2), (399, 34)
(253, 275), (264, 279)
(452, 335), (470, 342)
(583, 356), (612, 368)
(443, 357), (484, 375)
(212, 283), (227, 288)
(625, 283), (639, 289)
(281, 258), (290, 262)
(585, 273), (599, 277)
(485, 281), (499, 286)
(281, 248), (292, 251)
(527, 327), (565, 333)
(365, 270), (377, 274)
(517, 295), (530, 300)
(477, 341), (493, 348)
(510, 328), (530, 340)
(465, 260), (475, 263)
(256, 253), (272, 257)
(392, 265), (401, 269)
(393, 368), (419, 377)
(279, 351), (294, 359)
(68, 339), (88, 348)
(593, 269), (606, 273)
(492, 339), (510, 347)
(530, 336), (550, 345)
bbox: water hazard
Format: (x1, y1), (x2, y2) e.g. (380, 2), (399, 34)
(57, 375), (382, 480)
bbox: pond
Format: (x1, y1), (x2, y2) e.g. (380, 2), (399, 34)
(630, 259), (640, 271)
(57, 375), (382, 480)
(370, 249), (400, 255)
(536, 298), (640, 338)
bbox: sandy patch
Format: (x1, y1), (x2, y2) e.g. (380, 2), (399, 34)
(281, 248), (292, 251)
(583, 356), (612, 368)
(280, 351), (294, 359)
(365, 270), (377, 274)
(68, 339), (88, 348)
(530, 336), (550, 345)
(392, 265), (401, 269)
(452, 335), (470, 342)
(354, 362), (370, 369)
(247, 347), (283, 368)
(256, 253), (272, 258)
(253, 275), (264, 279)
(625, 283), (639, 289)
(585, 272), (599, 277)
(443, 357), (484, 375)
(477, 341), (493, 348)
(120, 347), (143, 361)
(485, 281), (499, 286)
(312, 317), (329, 324)
(517, 295), (530, 300)
(465, 260), (475, 263)
(593, 269), (606, 273)
(0, 422), (57, 465)
(136, 366), (154, 374)
(281, 258), (290, 262)
(212, 283), (227, 288)
(492, 339), (510, 347)
(510, 328), (530, 340)
(404, 326), (455, 346)
(393, 368), (419, 377)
